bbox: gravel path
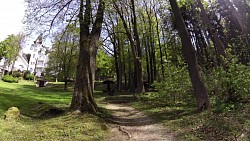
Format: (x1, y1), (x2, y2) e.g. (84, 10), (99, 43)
(104, 103), (175, 141)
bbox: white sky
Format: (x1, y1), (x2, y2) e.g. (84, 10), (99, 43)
(0, 0), (25, 41)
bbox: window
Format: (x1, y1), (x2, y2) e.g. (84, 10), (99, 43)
(33, 54), (35, 58)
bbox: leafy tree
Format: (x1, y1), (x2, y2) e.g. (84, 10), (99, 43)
(47, 24), (79, 90)
(0, 33), (25, 73)
(25, 0), (105, 113)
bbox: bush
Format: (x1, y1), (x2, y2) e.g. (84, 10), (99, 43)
(23, 71), (34, 80)
(153, 64), (194, 105)
(204, 58), (250, 103)
(12, 71), (21, 78)
(2, 75), (19, 83)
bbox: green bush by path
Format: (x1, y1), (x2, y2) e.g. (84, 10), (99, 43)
(2, 75), (19, 83)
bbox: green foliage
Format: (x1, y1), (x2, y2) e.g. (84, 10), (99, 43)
(204, 58), (250, 103)
(2, 75), (19, 83)
(96, 48), (114, 79)
(0, 34), (24, 65)
(23, 71), (34, 80)
(11, 71), (21, 78)
(153, 64), (193, 105)
(46, 25), (79, 82)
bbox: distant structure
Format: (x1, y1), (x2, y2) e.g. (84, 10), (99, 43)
(0, 34), (50, 77)
(27, 34), (49, 77)
(0, 50), (28, 73)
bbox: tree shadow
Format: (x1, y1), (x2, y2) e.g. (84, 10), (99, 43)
(104, 106), (158, 126)
(100, 93), (198, 127)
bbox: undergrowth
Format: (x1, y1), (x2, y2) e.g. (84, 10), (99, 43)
(132, 61), (250, 140)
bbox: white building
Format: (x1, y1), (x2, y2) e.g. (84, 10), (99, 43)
(0, 50), (28, 73)
(28, 35), (49, 77)
(0, 35), (49, 77)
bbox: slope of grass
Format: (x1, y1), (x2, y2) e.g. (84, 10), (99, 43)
(0, 80), (108, 141)
(131, 92), (250, 141)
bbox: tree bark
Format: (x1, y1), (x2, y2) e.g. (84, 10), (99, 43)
(131, 0), (145, 93)
(169, 0), (210, 111)
(70, 0), (105, 113)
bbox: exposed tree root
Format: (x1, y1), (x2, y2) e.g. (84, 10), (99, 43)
(119, 126), (132, 139)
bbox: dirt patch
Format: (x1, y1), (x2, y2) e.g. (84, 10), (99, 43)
(104, 103), (175, 141)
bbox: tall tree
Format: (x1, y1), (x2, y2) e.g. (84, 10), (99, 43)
(196, 0), (226, 66)
(48, 25), (79, 90)
(25, 0), (105, 113)
(113, 0), (145, 93)
(69, 0), (105, 113)
(0, 34), (24, 72)
(169, 0), (210, 111)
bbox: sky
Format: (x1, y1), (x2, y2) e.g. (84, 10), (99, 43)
(0, 0), (25, 41)
(0, 0), (52, 49)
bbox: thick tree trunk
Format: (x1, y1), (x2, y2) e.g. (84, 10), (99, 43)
(70, 0), (104, 113)
(169, 0), (210, 111)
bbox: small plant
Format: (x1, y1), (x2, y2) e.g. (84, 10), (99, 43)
(23, 71), (34, 80)
(204, 58), (250, 104)
(12, 71), (21, 78)
(153, 64), (194, 105)
(2, 75), (19, 83)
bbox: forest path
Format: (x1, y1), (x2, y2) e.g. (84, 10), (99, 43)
(103, 96), (175, 141)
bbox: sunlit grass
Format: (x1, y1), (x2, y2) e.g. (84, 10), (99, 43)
(0, 80), (108, 141)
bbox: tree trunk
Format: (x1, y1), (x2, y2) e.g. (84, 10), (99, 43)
(117, 34), (123, 91)
(70, 0), (105, 113)
(114, 1), (144, 93)
(154, 9), (165, 79)
(197, 0), (226, 66)
(141, 14), (151, 84)
(131, 0), (145, 93)
(169, 0), (210, 111)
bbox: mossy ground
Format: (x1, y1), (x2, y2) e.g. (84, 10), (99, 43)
(0, 80), (108, 141)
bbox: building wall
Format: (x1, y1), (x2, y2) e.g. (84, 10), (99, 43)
(0, 37), (49, 77)
(28, 40), (49, 77)
(0, 51), (28, 73)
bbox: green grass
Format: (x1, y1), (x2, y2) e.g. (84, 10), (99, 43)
(0, 80), (108, 141)
(131, 92), (250, 141)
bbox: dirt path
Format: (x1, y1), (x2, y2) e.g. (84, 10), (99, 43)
(104, 103), (175, 141)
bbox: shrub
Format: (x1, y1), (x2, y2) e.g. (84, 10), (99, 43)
(12, 71), (21, 78)
(153, 64), (194, 105)
(204, 58), (250, 103)
(23, 71), (34, 80)
(2, 75), (19, 83)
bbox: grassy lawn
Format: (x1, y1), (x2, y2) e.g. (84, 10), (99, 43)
(131, 92), (250, 141)
(0, 80), (108, 141)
